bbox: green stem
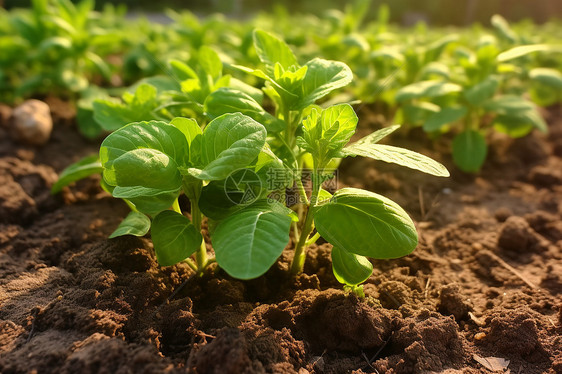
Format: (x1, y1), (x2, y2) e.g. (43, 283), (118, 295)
(196, 239), (208, 271)
(190, 198), (208, 272)
(124, 199), (138, 212)
(305, 232), (321, 247)
(292, 220), (300, 244)
(290, 171), (322, 276)
(296, 176), (310, 206)
(183, 258), (198, 272)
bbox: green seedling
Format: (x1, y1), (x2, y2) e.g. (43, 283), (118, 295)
(231, 31), (448, 289)
(69, 29), (449, 296)
(93, 29), (448, 295)
(395, 24), (559, 172)
(99, 113), (293, 278)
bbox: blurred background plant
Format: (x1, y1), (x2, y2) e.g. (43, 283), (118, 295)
(5, 0), (562, 26)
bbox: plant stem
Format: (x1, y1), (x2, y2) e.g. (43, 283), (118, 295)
(196, 239), (208, 272)
(190, 198), (208, 272)
(184, 258), (198, 272)
(305, 232), (321, 247)
(296, 177), (310, 206)
(290, 171), (322, 276)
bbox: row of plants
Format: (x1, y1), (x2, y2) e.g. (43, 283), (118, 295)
(4, 0), (561, 292)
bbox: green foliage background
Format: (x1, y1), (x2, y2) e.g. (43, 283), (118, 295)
(4, 0), (561, 25)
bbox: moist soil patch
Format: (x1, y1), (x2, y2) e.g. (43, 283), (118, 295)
(0, 102), (561, 373)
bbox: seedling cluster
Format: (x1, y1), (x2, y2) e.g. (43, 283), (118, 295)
(29, 0), (560, 291)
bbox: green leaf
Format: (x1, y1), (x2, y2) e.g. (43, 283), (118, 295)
(297, 58), (353, 109)
(424, 106), (467, 132)
(493, 116), (534, 138)
(452, 130), (487, 173)
(100, 121), (188, 213)
(395, 80), (462, 102)
(300, 104), (358, 159)
(253, 29), (298, 76)
(331, 246), (373, 286)
(127, 192), (183, 217)
(100, 120), (189, 170)
(199, 168), (267, 220)
(204, 88), (284, 133)
(482, 95), (534, 114)
(346, 125), (401, 147)
(76, 86), (109, 138)
(169, 59), (198, 81)
(198, 46), (222, 80)
(77, 105), (103, 139)
(109, 211), (151, 238)
(198, 113), (267, 180)
(170, 117), (202, 148)
(37, 36), (72, 56)
(420, 62), (450, 80)
(198, 180), (244, 220)
(170, 117), (202, 164)
(317, 188), (333, 205)
(105, 148), (182, 195)
(151, 210), (202, 266)
(320, 103), (358, 148)
(51, 155), (102, 193)
(229, 77), (264, 103)
(529, 68), (562, 89)
(529, 85), (559, 107)
(342, 143), (449, 177)
(491, 14), (518, 43)
(93, 83), (159, 131)
(314, 188), (418, 259)
(212, 201), (292, 279)
(232, 64), (296, 98)
(497, 44), (562, 62)
(493, 109), (547, 136)
(463, 76), (499, 107)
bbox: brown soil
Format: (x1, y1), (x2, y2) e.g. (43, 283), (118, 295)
(0, 101), (561, 374)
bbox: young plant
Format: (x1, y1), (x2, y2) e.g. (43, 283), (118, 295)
(98, 113), (294, 278)
(290, 104), (449, 294)
(212, 30), (449, 293)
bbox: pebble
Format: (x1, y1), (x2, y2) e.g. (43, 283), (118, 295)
(11, 99), (53, 146)
(474, 332), (486, 340)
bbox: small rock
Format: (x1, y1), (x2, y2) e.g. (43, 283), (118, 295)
(11, 100), (52, 146)
(474, 332), (486, 340)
